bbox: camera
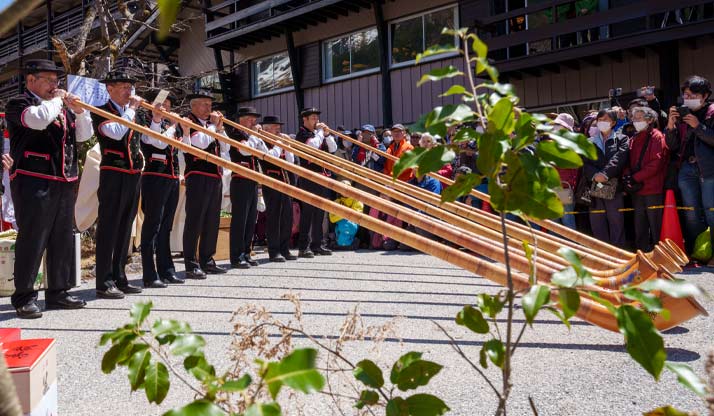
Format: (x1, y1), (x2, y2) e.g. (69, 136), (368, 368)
(677, 106), (691, 117)
(608, 88), (622, 97)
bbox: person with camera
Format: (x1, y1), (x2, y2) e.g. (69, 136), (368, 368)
(583, 109), (630, 248)
(665, 75), (714, 257)
(622, 107), (668, 251)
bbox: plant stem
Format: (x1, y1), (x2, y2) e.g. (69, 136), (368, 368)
(462, 34), (486, 129)
(498, 211), (515, 416)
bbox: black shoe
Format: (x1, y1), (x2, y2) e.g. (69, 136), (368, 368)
(144, 279), (168, 289)
(298, 250), (314, 258)
(314, 247), (333, 256)
(46, 293), (86, 310)
(96, 285), (126, 299)
(161, 273), (185, 284)
(231, 254), (250, 269)
(117, 283), (143, 294)
(269, 254), (286, 263)
(245, 254), (259, 267)
(281, 251), (298, 261)
(185, 268), (207, 280)
(16, 301), (42, 319)
(203, 263), (227, 274)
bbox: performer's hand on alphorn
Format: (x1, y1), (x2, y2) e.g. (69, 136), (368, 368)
(1, 154), (13, 170)
(128, 95), (144, 110)
(62, 93), (85, 114)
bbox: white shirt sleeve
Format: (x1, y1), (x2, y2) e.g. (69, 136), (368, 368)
(74, 110), (94, 143)
(99, 108), (136, 141)
(217, 129), (230, 153)
(284, 150), (295, 164)
(316, 129), (338, 153)
(190, 124), (217, 150)
(21, 97), (63, 131)
(140, 120), (170, 149)
(238, 135), (269, 156)
(266, 144), (282, 158)
(305, 130), (323, 149)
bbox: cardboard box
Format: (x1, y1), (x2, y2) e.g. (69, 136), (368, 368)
(0, 238), (45, 297)
(215, 216), (231, 261)
(3, 339), (57, 416)
(0, 327), (21, 345)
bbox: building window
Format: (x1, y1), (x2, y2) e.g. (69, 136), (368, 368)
(323, 28), (380, 81)
(252, 52), (294, 97)
(390, 6), (458, 66)
(197, 72), (223, 102)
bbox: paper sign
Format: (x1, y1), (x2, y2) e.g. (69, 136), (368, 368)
(67, 75), (109, 106)
(152, 89), (170, 107)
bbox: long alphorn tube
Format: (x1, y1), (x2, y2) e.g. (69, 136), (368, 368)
(220, 118), (663, 285)
(328, 127), (672, 263)
(77, 99), (699, 332)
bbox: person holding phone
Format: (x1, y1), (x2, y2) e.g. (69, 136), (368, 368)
(665, 75), (714, 258)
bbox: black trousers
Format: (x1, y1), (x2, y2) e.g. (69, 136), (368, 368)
(230, 177), (258, 263)
(95, 170), (141, 290)
(264, 183), (293, 256)
(632, 193), (664, 252)
(140, 175), (179, 282)
(589, 193), (626, 249)
(297, 176), (329, 251)
(183, 174), (222, 271)
(10, 176), (75, 308)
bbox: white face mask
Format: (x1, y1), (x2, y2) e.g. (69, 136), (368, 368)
(684, 98), (703, 111)
(596, 121), (612, 134)
(588, 126), (599, 138)
(383, 136), (393, 146)
(633, 121), (649, 132)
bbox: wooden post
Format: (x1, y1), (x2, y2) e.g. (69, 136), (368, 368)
(285, 28), (305, 112)
(372, 0), (392, 127)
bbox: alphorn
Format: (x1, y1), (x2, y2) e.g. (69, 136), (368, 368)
(327, 127), (686, 266)
(80, 100), (706, 332)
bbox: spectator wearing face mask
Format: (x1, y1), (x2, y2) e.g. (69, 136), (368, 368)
(382, 130), (393, 147)
(419, 133), (453, 183)
(665, 75), (714, 257)
(552, 113), (579, 229)
(582, 109), (630, 248)
(623, 107), (668, 251)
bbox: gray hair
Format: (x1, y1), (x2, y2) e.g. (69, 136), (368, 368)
(630, 106), (658, 121)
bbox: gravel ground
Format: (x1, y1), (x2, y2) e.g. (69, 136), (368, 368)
(1, 249), (712, 416)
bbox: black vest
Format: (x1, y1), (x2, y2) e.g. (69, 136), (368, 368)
(5, 91), (79, 182)
(138, 115), (180, 179)
(296, 126), (331, 176)
(91, 101), (144, 173)
(229, 128), (260, 179)
(262, 141), (290, 184)
(182, 112), (222, 178)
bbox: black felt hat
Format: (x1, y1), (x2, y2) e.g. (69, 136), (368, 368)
(100, 70), (137, 84)
(300, 107), (321, 117)
(22, 59), (64, 75)
(186, 91), (215, 101)
(238, 106), (261, 118)
(262, 115), (283, 125)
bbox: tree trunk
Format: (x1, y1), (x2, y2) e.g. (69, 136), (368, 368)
(0, 353), (22, 416)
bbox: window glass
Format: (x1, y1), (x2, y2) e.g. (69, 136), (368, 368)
(325, 37), (350, 80)
(424, 7), (456, 49)
(350, 29), (379, 73)
(324, 28), (379, 80)
(391, 6), (457, 66)
(252, 52), (293, 96)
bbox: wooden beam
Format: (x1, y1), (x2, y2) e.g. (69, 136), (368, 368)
(606, 50), (623, 63)
(543, 63), (560, 74)
(373, 0), (392, 126)
(523, 67), (541, 77)
(630, 46), (647, 59)
(562, 60), (580, 71)
(285, 28), (304, 113)
(583, 55), (601, 67)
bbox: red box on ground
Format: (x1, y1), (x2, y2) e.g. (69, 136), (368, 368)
(3, 338), (57, 416)
(0, 327), (21, 345)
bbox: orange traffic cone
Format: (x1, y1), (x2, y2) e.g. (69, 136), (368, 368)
(660, 189), (685, 252)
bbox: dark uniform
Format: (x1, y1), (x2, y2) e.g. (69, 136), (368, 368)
(138, 112), (183, 287)
(5, 59), (91, 317)
(91, 90), (145, 297)
(182, 111), (225, 276)
(229, 126), (261, 267)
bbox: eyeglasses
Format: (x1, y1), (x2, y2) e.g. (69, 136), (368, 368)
(682, 92), (703, 99)
(34, 75), (60, 86)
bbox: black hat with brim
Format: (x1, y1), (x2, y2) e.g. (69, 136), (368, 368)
(100, 70), (137, 84)
(186, 91), (215, 101)
(23, 59), (64, 75)
(300, 107), (321, 117)
(238, 106), (261, 118)
(262, 115), (283, 125)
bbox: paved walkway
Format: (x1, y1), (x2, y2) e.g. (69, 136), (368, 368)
(1, 250), (712, 415)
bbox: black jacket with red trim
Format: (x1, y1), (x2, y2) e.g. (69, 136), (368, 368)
(138, 113), (180, 179)
(5, 90), (79, 182)
(91, 101), (144, 173)
(296, 126), (331, 176)
(228, 128), (260, 179)
(182, 112), (222, 179)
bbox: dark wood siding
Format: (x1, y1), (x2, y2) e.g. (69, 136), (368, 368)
(235, 62), (251, 102)
(300, 42), (320, 89)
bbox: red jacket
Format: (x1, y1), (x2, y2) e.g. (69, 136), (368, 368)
(626, 128), (668, 195)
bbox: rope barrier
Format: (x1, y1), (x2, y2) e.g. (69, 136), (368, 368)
(561, 205), (705, 215)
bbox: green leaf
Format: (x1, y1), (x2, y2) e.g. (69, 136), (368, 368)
(390, 352), (423, 384)
(99, 327), (136, 346)
(623, 288), (663, 313)
(637, 279), (705, 299)
(409, 111), (447, 138)
(555, 247), (592, 283)
(130, 301), (153, 326)
(455, 305), (489, 334)
(475, 57), (499, 82)
(387, 397), (409, 416)
(476, 132), (507, 177)
(469, 34), (488, 58)
(417, 66), (464, 87)
(439, 84), (472, 98)
(355, 390), (380, 409)
(395, 360), (443, 391)
(441, 27), (468, 37)
(101, 339), (133, 374)
(512, 113), (536, 149)
(219, 374), (252, 392)
(488, 98), (515, 134)
(416, 146), (456, 177)
(128, 347), (151, 391)
(452, 127), (480, 143)
(544, 306), (572, 330)
(157, 0), (181, 41)
(405, 393), (450, 416)
(264, 348), (324, 399)
(643, 405), (691, 416)
(244, 403), (281, 416)
(392, 147), (426, 180)
(558, 288), (580, 320)
(616, 305), (666, 380)
(416, 45), (459, 64)
(441, 172), (483, 203)
(152, 319), (192, 341)
(170, 334), (206, 356)
(544, 130), (598, 161)
(522, 284), (551, 325)
(480, 339), (505, 368)
(354, 360), (385, 389)
(480, 82), (515, 96)
(426, 104), (476, 128)
(475, 293), (504, 319)
(163, 400), (226, 416)
(536, 140), (584, 169)
(184, 355), (216, 382)
(664, 361), (707, 397)
(145, 361), (170, 404)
